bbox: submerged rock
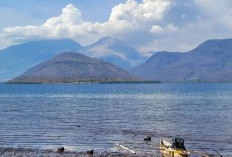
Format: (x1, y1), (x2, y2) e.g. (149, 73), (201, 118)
(144, 136), (151, 141)
(57, 147), (65, 153)
(87, 149), (94, 155)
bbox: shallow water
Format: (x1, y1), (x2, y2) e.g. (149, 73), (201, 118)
(0, 83), (231, 155)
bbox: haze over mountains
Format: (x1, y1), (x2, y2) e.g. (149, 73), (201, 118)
(9, 52), (141, 84)
(131, 39), (232, 82)
(0, 39), (82, 82)
(0, 37), (147, 82)
(2, 36), (232, 83)
(80, 37), (147, 70)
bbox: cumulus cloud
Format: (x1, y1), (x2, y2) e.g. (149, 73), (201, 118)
(110, 0), (170, 23)
(2, 4), (85, 41)
(138, 0), (232, 52)
(1, 0), (171, 48)
(1, 0), (232, 52)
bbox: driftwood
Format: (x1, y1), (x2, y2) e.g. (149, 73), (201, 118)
(187, 150), (217, 157)
(116, 143), (136, 154)
(126, 139), (161, 146)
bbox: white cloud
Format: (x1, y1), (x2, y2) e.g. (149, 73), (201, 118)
(138, 0), (232, 52)
(110, 0), (170, 22)
(44, 4), (83, 27)
(1, 0), (232, 53)
(150, 25), (163, 33)
(0, 0), (171, 48)
(150, 24), (179, 34)
(2, 4), (85, 41)
(195, 0), (232, 28)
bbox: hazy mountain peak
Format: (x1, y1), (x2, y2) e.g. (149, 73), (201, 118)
(89, 44), (128, 60)
(94, 36), (123, 44)
(81, 36), (148, 69)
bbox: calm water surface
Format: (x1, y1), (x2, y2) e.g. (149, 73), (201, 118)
(0, 83), (231, 155)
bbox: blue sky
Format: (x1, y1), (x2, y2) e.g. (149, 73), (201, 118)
(0, 0), (127, 28)
(1, 0), (232, 52)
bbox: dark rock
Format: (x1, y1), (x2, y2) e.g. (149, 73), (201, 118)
(77, 125), (81, 127)
(144, 136), (151, 141)
(57, 147), (65, 153)
(87, 149), (94, 155)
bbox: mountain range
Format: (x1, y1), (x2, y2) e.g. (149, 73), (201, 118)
(0, 39), (82, 82)
(0, 37), (147, 82)
(130, 38), (232, 82)
(2, 37), (232, 83)
(8, 52), (141, 84)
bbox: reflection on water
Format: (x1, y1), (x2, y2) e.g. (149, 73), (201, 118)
(0, 83), (231, 155)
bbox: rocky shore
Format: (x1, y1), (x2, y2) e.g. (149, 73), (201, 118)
(0, 147), (158, 157)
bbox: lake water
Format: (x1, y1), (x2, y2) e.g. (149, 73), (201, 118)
(0, 83), (232, 155)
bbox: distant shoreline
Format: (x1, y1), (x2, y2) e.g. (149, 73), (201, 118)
(5, 81), (232, 84)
